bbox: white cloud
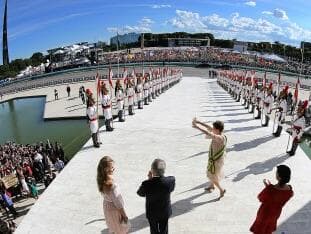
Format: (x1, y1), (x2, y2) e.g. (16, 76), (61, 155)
(107, 17), (154, 34)
(166, 10), (310, 46)
(245, 1), (256, 7)
(168, 10), (208, 32)
(151, 4), (171, 9)
(274, 8), (289, 20)
(262, 11), (273, 15)
(203, 14), (229, 27)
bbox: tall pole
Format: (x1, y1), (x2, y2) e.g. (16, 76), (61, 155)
(117, 32), (120, 78)
(141, 33), (144, 76)
(2, 0), (9, 65)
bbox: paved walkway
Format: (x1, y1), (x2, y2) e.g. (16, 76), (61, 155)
(15, 77), (311, 234)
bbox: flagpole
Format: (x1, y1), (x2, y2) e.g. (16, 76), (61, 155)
(117, 32), (120, 78)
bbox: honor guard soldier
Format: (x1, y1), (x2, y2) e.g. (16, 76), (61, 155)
(136, 77), (144, 109)
(262, 86), (274, 127)
(101, 88), (114, 131)
(287, 100), (308, 156)
(255, 87), (264, 119)
(86, 98), (100, 148)
(127, 79), (135, 115)
(85, 89), (93, 108)
(273, 89), (288, 137)
(148, 75), (153, 102)
(115, 79), (125, 122)
(143, 77), (149, 105)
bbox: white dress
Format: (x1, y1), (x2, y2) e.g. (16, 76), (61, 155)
(103, 184), (129, 234)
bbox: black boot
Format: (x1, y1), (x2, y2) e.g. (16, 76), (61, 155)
(255, 109), (261, 119)
(129, 105), (134, 115)
(273, 125), (283, 137)
(262, 115), (269, 127)
(148, 95), (152, 102)
(138, 100), (143, 109)
(287, 139), (299, 156)
(106, 119), (114, 131)
(144, 98), (149, 105)
(118, 110), (125, 122)
(92, 133), (100, 147)
(250, 104), (255, 113)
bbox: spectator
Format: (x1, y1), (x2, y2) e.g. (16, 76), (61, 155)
(137, 158), (175, 234)
(27, 178), (39, 199)
(0, 182), (18, 219)
(54, 158), (64, 172)
(66, 85), (71, 97)
(54, 89), (58, 100)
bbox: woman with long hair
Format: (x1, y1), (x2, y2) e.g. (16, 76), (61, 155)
(97, 156), (129, 234)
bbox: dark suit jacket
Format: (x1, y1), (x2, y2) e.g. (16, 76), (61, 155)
(137, 176), (175, 221)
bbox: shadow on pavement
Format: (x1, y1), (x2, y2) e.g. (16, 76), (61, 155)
(229, 154), (288, 182)
(177, 151), (209, 162)
(227, 125), (262, 133)
(227, 135), (274, 152)
(277, 201), (311, 233)
(101, 189), (217, 234)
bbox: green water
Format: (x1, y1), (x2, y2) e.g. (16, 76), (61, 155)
(0, 97), (102, 160)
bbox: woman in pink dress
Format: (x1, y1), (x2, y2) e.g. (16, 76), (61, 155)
(250, 165), (294, 234)
(97, 156), (129, 234)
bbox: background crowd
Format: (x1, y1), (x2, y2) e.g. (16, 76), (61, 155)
(0, 140), (66, 227)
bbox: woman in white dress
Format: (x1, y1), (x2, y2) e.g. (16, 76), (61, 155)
(97, 156), (129, 234)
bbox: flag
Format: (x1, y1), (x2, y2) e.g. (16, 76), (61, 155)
(117, 32), (120, 51)
(123, 67), (128, 85)
(108, 67), (114, 88)
(141, 33), (144, 49)
(263, 72), (267, 88)
(250, 70), (256, 88)
(149, 67), (153, 78)
(131, 68), (136, 79)
(294, 77), (300, 102)
(278, 73), (281, 84)
(96, 72), (101, 97)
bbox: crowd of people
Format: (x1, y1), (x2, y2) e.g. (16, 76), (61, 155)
(101, 47), (311, 76)
(0, 140), (66, 227)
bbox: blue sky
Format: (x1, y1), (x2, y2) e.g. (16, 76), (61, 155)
(1, 0), (311, 62)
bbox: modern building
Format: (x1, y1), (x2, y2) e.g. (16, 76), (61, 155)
(167, 38), (210, 47)
(110, 33), (140, 46)
(233, 41), (248, 53)
(2, 0), (9, 65)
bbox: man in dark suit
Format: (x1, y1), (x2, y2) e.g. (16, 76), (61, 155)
(137, 158), (175, 234)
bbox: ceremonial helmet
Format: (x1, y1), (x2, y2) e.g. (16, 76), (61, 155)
(86, 89), (92, 95)
(298, 100), (308, 115)
(283, 85), (289, 95)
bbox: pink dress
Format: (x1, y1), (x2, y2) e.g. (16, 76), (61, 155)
(103, 183), (129, 234)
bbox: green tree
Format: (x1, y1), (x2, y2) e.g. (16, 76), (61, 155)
(31, 52), (45, 66)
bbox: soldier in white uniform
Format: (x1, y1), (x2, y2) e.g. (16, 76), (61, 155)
(136, 77), (143, 109)
(148, 76), (153, 102)
(127, 79), (135, 115)
(255, 87), (264, 119)
(101, 88), (114, 131)
(262, 88), (274, 127)
(287, 100), (308, 156)
(86, 98), (100, 147)
(273, 90), (288, 137)
(143, 77), (149, 105)
(115, 80), (125, 122)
